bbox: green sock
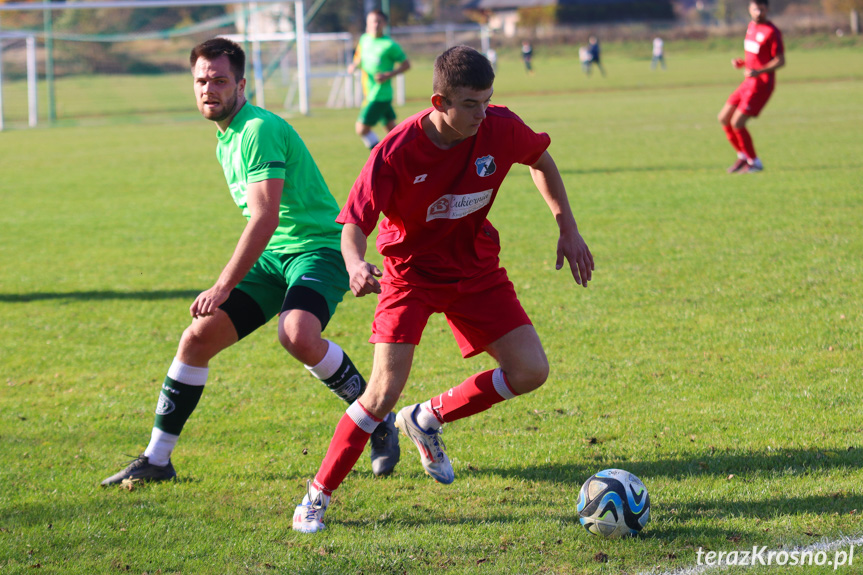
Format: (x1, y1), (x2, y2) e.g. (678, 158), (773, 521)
(153, 377), (205, 435)
(306, 341), (367, 404)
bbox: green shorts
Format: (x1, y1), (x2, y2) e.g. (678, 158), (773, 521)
(235, 247), (349, 322)
(357, 100), (396, 127)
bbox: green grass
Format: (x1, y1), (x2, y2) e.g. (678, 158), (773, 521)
(1, 41), (862, 574)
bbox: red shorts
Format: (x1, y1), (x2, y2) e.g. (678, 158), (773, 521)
(727, 78), (774, 117)
(371, 267), (531, 358)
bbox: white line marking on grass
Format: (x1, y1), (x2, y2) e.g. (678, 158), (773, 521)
(639, 535), (863, 575)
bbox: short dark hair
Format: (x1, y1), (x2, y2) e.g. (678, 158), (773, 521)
(752, 0), (768, 5)
(367, 9), (388, 21)
(190, 38), (245, 81)
(433, 45), (495, 97)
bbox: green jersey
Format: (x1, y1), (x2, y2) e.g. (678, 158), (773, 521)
(355, 33), (407, 103)
(216, 103), (342, 254)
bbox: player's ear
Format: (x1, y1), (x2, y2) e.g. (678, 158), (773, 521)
(238, 77), (246, 95)
(431, 93), (448, 111)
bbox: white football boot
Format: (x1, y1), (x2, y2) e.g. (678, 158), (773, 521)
(395, 404), (454, 485)
(292, 482), (330, 533)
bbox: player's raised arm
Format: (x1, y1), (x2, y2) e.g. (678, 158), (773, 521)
(529, 150), (594, 287)
(341, 222), (382, 297)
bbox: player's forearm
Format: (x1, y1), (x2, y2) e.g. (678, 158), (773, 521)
(751, 54), (785, 75)
(394, 60), (411, 76)
(341, 223), (370, 268)
(214, 215), (278, 291)
(530, 152), (580, 235)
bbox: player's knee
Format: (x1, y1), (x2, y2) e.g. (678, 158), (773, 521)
(358, 385), (400, 417)
(278, 324), (319, 362)
(507, 355), (549, 395)
(178, 324), (219, 363)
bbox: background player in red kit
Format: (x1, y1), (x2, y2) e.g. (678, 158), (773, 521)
(718, 0), (784, 174)
(292, 45), (594, 533)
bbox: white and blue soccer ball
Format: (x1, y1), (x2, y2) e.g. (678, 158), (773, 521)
(577, 468), (650, 538)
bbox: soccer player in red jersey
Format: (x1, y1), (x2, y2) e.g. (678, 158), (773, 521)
(718, 0), (785, 174)
(292, 45), (594, 533)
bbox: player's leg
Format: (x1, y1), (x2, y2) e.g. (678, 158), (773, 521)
(355, 102), (380, 149)
(382, 102), (398, 134)
(719, 98), (748, 173)
(293, 342), (415, 533)
(101, 294), (258, 485)
(399, 271), (537, 483)
(281, 248), (399, 476)
(731, 82), (773, 173)
(730, 109), (757, 166)
(411, 324), (546, 429)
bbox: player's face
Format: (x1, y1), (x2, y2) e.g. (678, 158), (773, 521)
(439, 86), (494, 139)
(193, 55), (245, 128)
(366, 13), (386, 37)
(749, 1), (768, 22)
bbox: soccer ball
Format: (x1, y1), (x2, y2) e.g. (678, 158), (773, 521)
(577, 468), (650, 538)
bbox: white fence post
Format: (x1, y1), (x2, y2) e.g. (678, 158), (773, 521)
(295, 0), (309, 115)
(26, 34), (37, 127)
(0, 28), (5, 132)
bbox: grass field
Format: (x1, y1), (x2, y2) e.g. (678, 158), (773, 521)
(1, 41), (862, 574)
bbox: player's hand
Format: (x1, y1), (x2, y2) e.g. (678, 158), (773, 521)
(190, 285), (232, 318)
(556, 230), (594, 288)
(744, 68), (760, 78)
(732, 58), (745, 69)
(374, 72), (390, 83)
(347, 260), (382, 297)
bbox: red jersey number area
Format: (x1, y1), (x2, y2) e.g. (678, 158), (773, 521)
(729, 20), (783, 117)
(338, 105), (551, 286)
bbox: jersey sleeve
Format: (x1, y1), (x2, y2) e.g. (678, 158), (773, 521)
(509, 113), (551, 166)
(770, 27), (784, 58)
(243, 118), (288, 183)
(389, 40), (407, 64)
(337, 150), (395, 236)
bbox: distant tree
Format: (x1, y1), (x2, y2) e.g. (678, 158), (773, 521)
(822, 0), (863, 13)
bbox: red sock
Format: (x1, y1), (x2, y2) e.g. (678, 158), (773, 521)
(313, 402), (380, 495)
(722, 124), (742, 153)
(430, 368), (518, 424)
(734, 127), (757, 160)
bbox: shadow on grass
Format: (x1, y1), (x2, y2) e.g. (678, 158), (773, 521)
(0, 290), (200, 303)
(469, 447), (863, 485)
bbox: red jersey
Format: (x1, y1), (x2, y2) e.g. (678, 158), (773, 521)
(338, 105), (550, 286)
(743, 20), (783, 83)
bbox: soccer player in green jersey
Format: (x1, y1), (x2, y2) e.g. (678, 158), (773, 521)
(101, 38), (400, 486)
(347, 10), (411, 149)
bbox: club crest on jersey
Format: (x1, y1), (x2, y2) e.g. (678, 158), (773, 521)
(475, 155), (496, 177)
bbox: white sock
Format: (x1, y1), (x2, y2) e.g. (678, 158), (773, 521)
(360, 132), (379, 149)
(305, 340), (341, 380)
(737, 151), (747, 160)
(143, 427), (179, 466)
(167, 358), (209, 386)
(416, 400), (442, 431)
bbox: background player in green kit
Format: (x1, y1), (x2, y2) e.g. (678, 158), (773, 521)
(101, 38), (400, 486)
(347, 10), (410, 149)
